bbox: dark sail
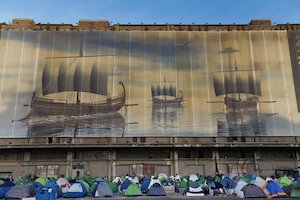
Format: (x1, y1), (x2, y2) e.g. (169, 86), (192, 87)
(42, 63), (57, 95)
(213, 70), (261, 96)
(151, 83), (177, 97)
(90, 63), (108, 96)
(41, 62), (108, 96)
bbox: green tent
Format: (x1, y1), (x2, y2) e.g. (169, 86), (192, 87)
(290, 186), (300, 197)
(278, 176), (293, 188)
(89, 181), (98, 193)
(179, 177), (188, 188)
(80, 180), (90, 192)
(214, 175), (222, 183)
(34, 177), (49, 186)
(158, 173), (168, 182)
(85, 176), (95, 186)
(0, 180), (4, 185)
(198, 175), (206, 184)
(123, 183), (142, 196)
(109, 181), (118, 193)
(14, 177), (26, 185)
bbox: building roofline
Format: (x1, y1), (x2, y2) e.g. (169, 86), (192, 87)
(1, 18), (300, 31)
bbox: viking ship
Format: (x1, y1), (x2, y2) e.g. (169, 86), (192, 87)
(151, 78), (183, 104)
(212, 66), (261, 115)
(30, 62), (126, 116)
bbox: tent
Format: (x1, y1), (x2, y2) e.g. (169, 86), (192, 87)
(34, 177), (49, 186)
(45, 181), (62, 198)
(278, 176), (293, 188)
(179, 177), (188, 188)
(123, 183), (142, 196)
(94, 180), (113, 198)
(147, 183), (166, 196)
(221, 176), (232, 188)
(262, 180), (288, 199)
(13, 177), (26, 185)
(5, 185), (31, 199)
(189, 174), (198, 182)
(0, 181), (14, 198)
(234, 180), (248, 198)
(241, 184), (266, 198)
(290, 185), (300, 198)
(185, 181), (204, 197)
(108, 182), (118, 193)
(140, 177), (151, 192)
(120, 179), (131, 192)
(64, 181), (89, 198)
(56, 178), (71, 194)
(148, 178), (161, 190)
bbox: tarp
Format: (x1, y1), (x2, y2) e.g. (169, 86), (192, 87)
(5, 185), (30, 199)
(147, 183), (166, 196)
(95, 181), (113, 197)
(56, 178), (71, 194)
(64, 181), (88, 198)
(123, 183), (142, 196)
(241, 184), (266, 198)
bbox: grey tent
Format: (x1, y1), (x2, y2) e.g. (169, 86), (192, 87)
(95, 181), (113, 198)
(241, 184), (266, 198)
(147, 183), (166, 196)
(5, 185), (31, 199)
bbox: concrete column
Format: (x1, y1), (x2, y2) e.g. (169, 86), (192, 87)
(108, 150), (116, 180)
(213, 150), (219, 175)
(171, 149), (178, 176)
(24, 152), (30, 162)
(254, 151), (260, 176)
(66, 151), (73, 178)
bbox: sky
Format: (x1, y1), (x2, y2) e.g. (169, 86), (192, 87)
(0, 0), (299, 25)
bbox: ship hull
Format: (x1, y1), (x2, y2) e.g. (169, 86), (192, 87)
(152, 97), (183, 105)
(30, 95), (125, 116)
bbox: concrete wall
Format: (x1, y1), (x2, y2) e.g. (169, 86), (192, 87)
(0, 148), (297, 179)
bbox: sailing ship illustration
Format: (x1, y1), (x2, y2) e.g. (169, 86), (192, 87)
(151, 77), (183, 105)
(210, 65), (274, 135)
(29, 39), (126, 117)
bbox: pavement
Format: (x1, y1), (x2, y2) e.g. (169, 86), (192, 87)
(61, 193), (294, 200)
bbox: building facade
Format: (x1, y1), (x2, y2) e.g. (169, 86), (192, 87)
(0, 19), (299, 179)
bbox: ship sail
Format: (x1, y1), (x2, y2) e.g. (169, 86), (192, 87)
(41, 62), (108, 96)
(151, 83), (177, 97)
(213, 70), (261, 96)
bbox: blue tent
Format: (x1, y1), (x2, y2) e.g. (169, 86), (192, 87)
(140, 178), (151, 192)
(94, 180), (113, 197)
(147, 183), (166, 196)
(221, 176), (231, 188)
(120, 179), (131, 192)
(64, 181), (88, 198)
(45, 181), (62, 198)
(5, 185), (31, 199)
(265, 181), (288, 198)
(0, 181), (14, 198)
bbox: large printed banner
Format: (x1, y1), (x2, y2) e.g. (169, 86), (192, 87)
(0, 30), (299, 137)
